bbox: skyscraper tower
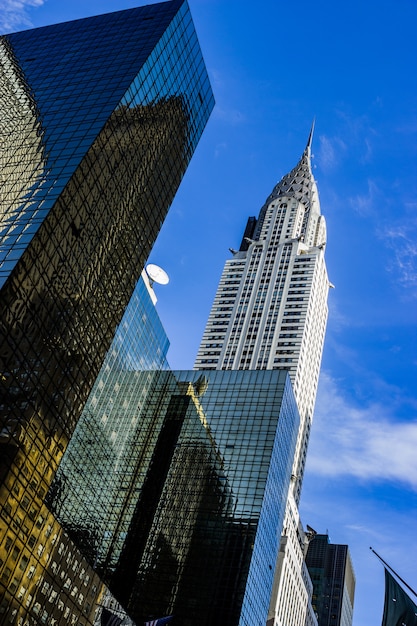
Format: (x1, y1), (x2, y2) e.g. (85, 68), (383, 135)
(195, 126), (330, 625)
(1, 0), (213, 451)
(0, 2), (213, 623)
(306, 534), (355, 626)
(195, 125), (329, 500)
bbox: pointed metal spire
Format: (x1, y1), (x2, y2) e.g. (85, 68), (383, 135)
(253, 125), (320, 240)
(306, 118), (315, 152)
(265, 124), (316, 210)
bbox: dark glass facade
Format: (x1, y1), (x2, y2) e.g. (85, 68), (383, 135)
(49, 274), (171, 578)
(0, 2), (213, 623)
(50, 368), (299, 625)
(306, 534), (355, 626)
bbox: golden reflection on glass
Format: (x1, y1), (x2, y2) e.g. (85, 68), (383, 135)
(0, 2), (214, 621)
(0, 97), (188, 623)
(0, 40), (46, 227)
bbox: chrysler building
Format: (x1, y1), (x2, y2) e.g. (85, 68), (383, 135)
(195, 125), (329, 503)
(195, 126), (330, 625)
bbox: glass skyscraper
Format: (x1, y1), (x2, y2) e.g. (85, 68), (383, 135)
(51, 363), (300, 625)
(305, 534), (355, 626)
(49, 272), (172, 583)
(0, 2), (213, 623)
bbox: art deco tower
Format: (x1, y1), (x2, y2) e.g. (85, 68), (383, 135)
(195, 126), (329, 502)
(195, 127), (330, 626)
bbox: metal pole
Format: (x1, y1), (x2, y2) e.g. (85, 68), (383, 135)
(370, 546), (417, 599)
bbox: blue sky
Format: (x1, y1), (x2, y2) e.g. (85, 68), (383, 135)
(2, 0), (416, 624)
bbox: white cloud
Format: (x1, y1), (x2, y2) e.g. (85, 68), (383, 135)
(214, 142), (227, 158)
(0, 0), (45, 32)
(335, 109), (378, 163)
(349, 178), (381, 217)
(210, 68), (225, 89)
(381, 221), (417, 293)
(317, 134), (346, 172)
(316, 115), (374, 174)
(360, 136), (373, 164)
(307, 372), (417, 491)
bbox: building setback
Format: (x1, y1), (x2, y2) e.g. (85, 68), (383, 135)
(305, 534), (355, 626)
(0, 1), (213, 623)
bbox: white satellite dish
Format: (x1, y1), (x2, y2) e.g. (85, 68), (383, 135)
(146, 263), (169, 286)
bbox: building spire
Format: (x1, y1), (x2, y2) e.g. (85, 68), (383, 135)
(306, 118), (315, 152)
(263, 124), (316, 212)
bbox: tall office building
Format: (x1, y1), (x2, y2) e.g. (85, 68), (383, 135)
(48, 272), (171, 574)
(51, 364), (300, 626)
(195, 128), (330, 625)
(0, 2), (213, 623)
(195, 127), (329, 499)
(305, 534), (355, 626)
(39, 268), (298, 626)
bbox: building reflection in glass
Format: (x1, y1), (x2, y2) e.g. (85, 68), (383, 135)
(0, 1), (214, 623)
(0, 39), (46, 258)
(51, 368), (299, 626)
